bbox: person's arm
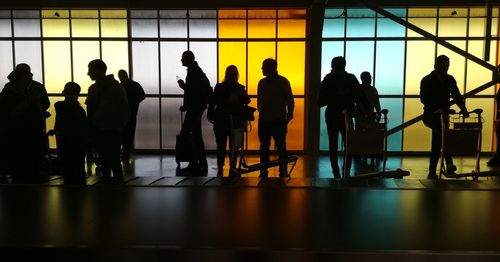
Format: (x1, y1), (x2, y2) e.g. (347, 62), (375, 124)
(419, 77), (430, 106)
(137, 82), (146, 103)
(374, 87), (381, 113)
(207, 83), (219, 123)
(449, 76), (468, 116)
(284, 78), (294, 122)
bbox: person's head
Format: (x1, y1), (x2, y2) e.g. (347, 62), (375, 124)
(261, 58), (277, 77)
(360, 71), (372, 85)
(62, 82), (81, 101)
(434, 55), (450, 75)
(223, 65), (239, 85)
(181, 51), (195, 67)
(331, 56), (346, 72)
(118, 69), (129, 83)
(87, 59), (107, 81)
(8, 63), (33, 86)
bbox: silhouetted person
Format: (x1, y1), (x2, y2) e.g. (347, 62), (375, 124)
(118, 69), (146, 161)
(318, 57), (368, 178)
(0, 63), (49, 182)
(49, 82), (88, 183)
(177, 51), (212, 175)
(257, 58), (294, 178)
(86, 59), (130, 180)
(488, 74), (500, 167)
(208, 65), (250, 177)
(420, 55), (468, 179)
(359, 72), (381, 115)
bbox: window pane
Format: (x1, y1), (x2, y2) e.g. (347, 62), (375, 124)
(380, 98), (403, 151)
(0, 10), (11, 18)
(377, 18), (406, 37)
(135, 97), (160, 149)
(467, 40), (498, 95)
(346, 18), (375, 37)
(202, 109), (216, 150)
(325, 8), (344, 18)
(375, 41), (405, 95)
(72, 19), (99, 37)
(407, 18), (437, 37)
(41, 10), (69, 19)
(319, 107), (329, 151)
(188, 10), (216, 19)
(278, 9), (306, 19)
(438, 18), (467, 37)
(0, 41), (13, 91)
(160, 19), (187, 38)
(345, 41), (374, 82)
(248, 10), (276, 38)
(71, 10), (98, 19)
(160, 41), (188, 95)
(403, 98), (430, 151)
(323, 19), (345, 38)
(72, 41), (100, 94)
(14, 41), (43, 83)
(13, 10), (39, 19)
(132, 41), (159, 94)
(189, 42), (217, 88)
(246, 99), (260, 150)
(159, 10), (187, 19)
(161, 98), (183, 149)
(47, 96), (63, 148)
(321, 41), (344, 79)
(189, 19), (216, 38)
(0, 19), (12, 37)
(277, 41), (305, 95)
(100, 10), (127, 19)
(131, 19), (158, 38)
(130, 10), (158, 19)
(42, 18), (70, 37)
(405, 41), (435, 95)
(102, 41), (129, 79)
(13, 19), (40, 37)
(277, 19), (305, 38)
(101, 19), (127, 37)
(43, 41), (71, 93)
(218, 42), (246, 85)
(248, 42), (275, 95)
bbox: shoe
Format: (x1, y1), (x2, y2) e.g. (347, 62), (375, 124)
(259, 172), (268, 178)
(446, 164), (457, 174)
(427, 173), (438, 179)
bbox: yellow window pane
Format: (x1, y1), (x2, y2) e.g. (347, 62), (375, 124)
(403, 99), (431, 151)
(100, 10), (127, 19)
(71, 10), (98, 19)
(437, 41), (466, 90)
(277, 41), (305, 95)
(43, 41), (71, 93)
(278, 19), (305, 38)
(42, 10), (69, 18)
(248, 19), (276, 38)
(405, 41), (435, 95)
(248, 10), (276, 19)
(466, 40), (498, 95)
(72, 41), (100, 93)
(218, 42), (246, 84)
(248, 42), (275, 95)
(407, 18), (436, 37)
(218, 19), (246, 38)
(101, 19), (127, 37)
(438, 8), (467, 18)
(102, 41), (129, 79)
(438, 18), (467, 37)
(42, 19), (70, 37)
(469, 18), (486, 37)
(287, 98), (304, 150)
(71, 19), (99, 37)
(466, 98), (494, 151)
(408, 8), (437, 17)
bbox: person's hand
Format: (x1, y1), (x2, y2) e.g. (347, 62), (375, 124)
(177, 79), (185, 88)
(460, 109), (470, 118)
(47, 129), (57, 136)
(179, 105), (186, 112)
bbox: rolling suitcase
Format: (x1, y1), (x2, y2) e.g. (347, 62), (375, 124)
(175, 111), (195, 168)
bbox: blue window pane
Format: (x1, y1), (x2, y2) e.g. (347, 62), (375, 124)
(346, 18), (375, 37)
(380, 8), (407, 18)
(380, 98), (403, 151)
(321, 41), (344, 78)
(375, 41), (405, 95)
(347, 9), (376, 18)
(323, 19), (344, 38)
(345, 41), (374, 81)
(325, 8), (345, 18)
(377, 19), (406, 37)
(320, 107), (329, 151)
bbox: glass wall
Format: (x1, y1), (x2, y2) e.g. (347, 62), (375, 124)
(321, 7), (500, 152)
(0, 9), (306, 150)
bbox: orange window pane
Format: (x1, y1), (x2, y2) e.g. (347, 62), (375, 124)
(218, 10), (246, 38)
(248, 19), (276, 38)
(403, 99), (431, 151)
(246, 99), (260, 150)
(248, 10), (276, 19)
(248, 42), (275, 95)
(277, 41), (305, 95)
(278, 9), (306, 19)
(277, 19), (305, 38)
(218, 42), (246, 84)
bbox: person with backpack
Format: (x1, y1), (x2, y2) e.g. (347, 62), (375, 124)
(177, 51), (212, 175)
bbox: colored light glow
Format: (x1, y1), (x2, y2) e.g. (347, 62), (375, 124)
(43, 41), (71, 93)
(467, 98), (494, 151)
(218, 42), (246, 85)
(375, 41), (405, 95)
(278, 41), (305, 95)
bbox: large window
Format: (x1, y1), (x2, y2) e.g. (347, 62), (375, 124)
(321, 7), (500, 152)
(0, 9), (307, 151)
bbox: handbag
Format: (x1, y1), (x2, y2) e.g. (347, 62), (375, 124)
(241, 105), (257, 121)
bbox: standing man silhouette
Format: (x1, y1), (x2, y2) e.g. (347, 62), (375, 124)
(177, 51), (212, 175)
(118, 69), (146, 161)
(420, 55), (468, 179)
(257, 58), (294, 177)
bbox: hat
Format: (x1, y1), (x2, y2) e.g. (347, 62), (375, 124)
(7, 63), (33, 80)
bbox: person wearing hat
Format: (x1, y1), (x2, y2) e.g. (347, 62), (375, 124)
(0, 63), (50, 182)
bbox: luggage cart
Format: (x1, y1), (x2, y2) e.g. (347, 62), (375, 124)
(343, 109), (409, 179)
(437, 108), (496, 180)
(230, 121), (298, 177)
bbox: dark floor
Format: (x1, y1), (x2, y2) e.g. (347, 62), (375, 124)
(1, 155), (500, 261)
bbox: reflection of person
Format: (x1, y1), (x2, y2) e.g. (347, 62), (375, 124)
(118, 69), (146, 161)
(51, 82), (88, 183)
(318, 57), (367, 178)
(177, 51), (212, 175)
(257, 58), (294, 178)
(0, 63), (49, 182)
(86, 59), (130, 180)
(420, 55), (468, 179)
(208, 65), (250, 177)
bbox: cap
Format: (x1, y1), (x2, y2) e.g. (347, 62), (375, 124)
(7, 63), (33, 80)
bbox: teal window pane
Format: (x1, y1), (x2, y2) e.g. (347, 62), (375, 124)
(348, 9), (376, 18)
(321, 41), (344, 78)
(320, 107), (328, 151)
(345, 41), (374, 81)
(380, 8), (407, 18)
(375, 41), (405, 95)
(346, 18), (375, 37)
(380, 98), (403, 151)
(377, 13), (406, 37)
(323, 19), (345, 38)
(325, 8), (345, 18)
